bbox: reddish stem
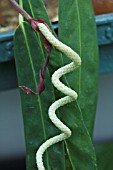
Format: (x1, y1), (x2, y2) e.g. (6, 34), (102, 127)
(9, 0), (32, 21)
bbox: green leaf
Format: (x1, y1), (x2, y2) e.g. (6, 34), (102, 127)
(57, 0), (98, 169)
(15, 1), (66, 170)
(14, 22), (65, 170)
(58, 0), (98, 138)
(95, 143), (113, 170)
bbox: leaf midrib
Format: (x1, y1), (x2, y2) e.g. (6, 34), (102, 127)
(21, 23), (50, 169)
(58, 0), (82, 169)
(76, 0), (82, 102)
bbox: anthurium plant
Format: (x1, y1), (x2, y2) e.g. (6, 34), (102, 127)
(10, 0), (99, 170)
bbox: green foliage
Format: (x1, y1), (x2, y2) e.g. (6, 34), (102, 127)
(95, 143), (113, 170)
(58, 0), (98, 137)
(15, 22), (65, 170)
(14, 0), (98, 169)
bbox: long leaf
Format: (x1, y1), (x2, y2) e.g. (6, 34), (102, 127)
(45, 0), (98, 169)
(15, 1), (66, 170)
(57, 0), (98, 169)
(14, 22), (65, 170)
(58, 0), (98, 138)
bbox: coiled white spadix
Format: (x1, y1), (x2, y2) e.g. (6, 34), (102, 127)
(8, 1), (81, 169)
(36, 22), (81, 170)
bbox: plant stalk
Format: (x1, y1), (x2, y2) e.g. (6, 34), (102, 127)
(9, 0), (32, 21)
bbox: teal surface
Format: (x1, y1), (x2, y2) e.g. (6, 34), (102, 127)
(0, 14), (113, 91)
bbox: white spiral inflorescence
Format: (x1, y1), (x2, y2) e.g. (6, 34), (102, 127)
(36, 23), (81, 170)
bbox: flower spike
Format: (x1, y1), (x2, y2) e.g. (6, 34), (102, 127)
(10, 1), (81, 170)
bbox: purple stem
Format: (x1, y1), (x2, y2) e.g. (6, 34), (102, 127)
(42, 47), (52, 74)
(9, 0), (32, 21)
(37, 45), (52, 95)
